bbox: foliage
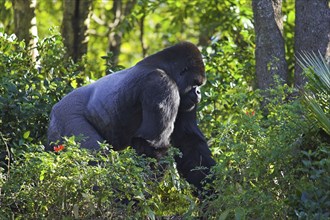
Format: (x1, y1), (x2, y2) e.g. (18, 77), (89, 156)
(29, 0), (255, 78)
(0, 32), (193, 219)
(197, 44), (329, 218)
(198, 85), (330, 219)
(198, 39), (256, 137)
(294, 141), (330, 219)
(0, 30), (84, 158)
(35, 0), (62, 39)
(282, 0), (295, 83)
(0, 2), (329, 218)
(298, 52), (330, 135)
(0, 139), (192, 219)
(0, 0), (13, 33)
(101, 51), (126, 74)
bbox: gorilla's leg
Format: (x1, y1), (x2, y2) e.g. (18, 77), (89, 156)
(47, 115), (104, 151)
(67, 117), (105, 150)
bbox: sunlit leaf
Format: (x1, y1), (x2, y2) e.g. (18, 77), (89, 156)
(23, 130), (30, 139)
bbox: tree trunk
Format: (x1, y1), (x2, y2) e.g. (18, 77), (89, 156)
(61, 0), (92, 62)
(107, 0), (136, 66)
(294, 0), (330, 88)
(12, 0), (38, 61)
(252, 0), (288, 90)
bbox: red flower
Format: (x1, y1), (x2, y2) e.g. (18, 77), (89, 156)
(54, 145), (65, 152)
(245, 110), (256, 117)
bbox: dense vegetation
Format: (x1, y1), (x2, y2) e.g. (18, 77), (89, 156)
(0, 0), (329, 218)
(0, 29), (329, 219)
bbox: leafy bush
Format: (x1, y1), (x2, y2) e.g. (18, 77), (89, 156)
(1, 32), (329, 219)
(0, 30), (84, 161)
(194, 44), (329, 219)
(0, 138), (192, 219)
(294, 52), (330, 219)
(198, 85), (305, 218)
(198, 40), (256, 141)
(197, 83), (329, 219)
(294, 142), (330, 219)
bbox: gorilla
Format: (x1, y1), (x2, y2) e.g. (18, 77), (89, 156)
(47, 42), (215, 191)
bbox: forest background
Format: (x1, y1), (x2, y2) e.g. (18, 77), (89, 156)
(0, 0), (329, 219)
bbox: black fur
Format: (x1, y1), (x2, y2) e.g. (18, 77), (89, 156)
(172, 107), (216, 191)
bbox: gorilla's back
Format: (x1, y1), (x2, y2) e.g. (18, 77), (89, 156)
(49, 64), (170, 150)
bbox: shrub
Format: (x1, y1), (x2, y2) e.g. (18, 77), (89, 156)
(196, 45), (329, 219)
(294, 52), (330, 219)
(0, 139), (192, 219)
(197, 83), (329, 219)
(0, 31), (194, 219)
(1, 32), (329, 219)
(0, 30), (84, 162)
(298, 52), (330, 135)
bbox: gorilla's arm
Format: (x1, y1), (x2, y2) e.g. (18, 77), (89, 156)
(171, 107), (216, 191)
(132, 69), (180, 158)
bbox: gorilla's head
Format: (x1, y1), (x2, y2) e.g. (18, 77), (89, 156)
(140, 42), (206, 111)
(159, 42), (205, 92)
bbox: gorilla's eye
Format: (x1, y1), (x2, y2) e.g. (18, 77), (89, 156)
(194, 79), (203, 86)
(180, 66), (189, 75)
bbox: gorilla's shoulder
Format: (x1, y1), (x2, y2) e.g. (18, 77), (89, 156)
(141, 68), (175, 85)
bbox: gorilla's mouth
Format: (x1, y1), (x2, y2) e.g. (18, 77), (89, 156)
(184, 105), (196, 112)
(189, 92), (201, 105)
(179, 98), (197, 112)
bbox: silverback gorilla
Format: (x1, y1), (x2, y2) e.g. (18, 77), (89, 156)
(47, 42), (215, 191)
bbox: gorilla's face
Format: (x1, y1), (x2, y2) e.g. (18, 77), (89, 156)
(179, 86), (201, 112)
(176, 60), (205, 112)
(176, 57), (205, 92)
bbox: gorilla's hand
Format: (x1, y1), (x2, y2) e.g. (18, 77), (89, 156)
(171, 107), (216, 192)
(132, 137), (168, 160)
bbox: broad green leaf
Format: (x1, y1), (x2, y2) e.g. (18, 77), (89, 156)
(23, 130), (30, 139)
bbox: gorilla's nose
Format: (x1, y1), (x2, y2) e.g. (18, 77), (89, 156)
(195, 87), (201, 103)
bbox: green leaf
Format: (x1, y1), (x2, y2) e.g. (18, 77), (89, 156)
(219, 209), (231, 220)
(235, 207), (246, 220)
(302, 160), (311, 167)
(39, 169), (45, 181)
(23, 130), (30, 139)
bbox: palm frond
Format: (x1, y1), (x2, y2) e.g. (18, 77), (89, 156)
(304, 93), (330, 135)
(297, 52), (330, 135)
(297, 51), (330, 94)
